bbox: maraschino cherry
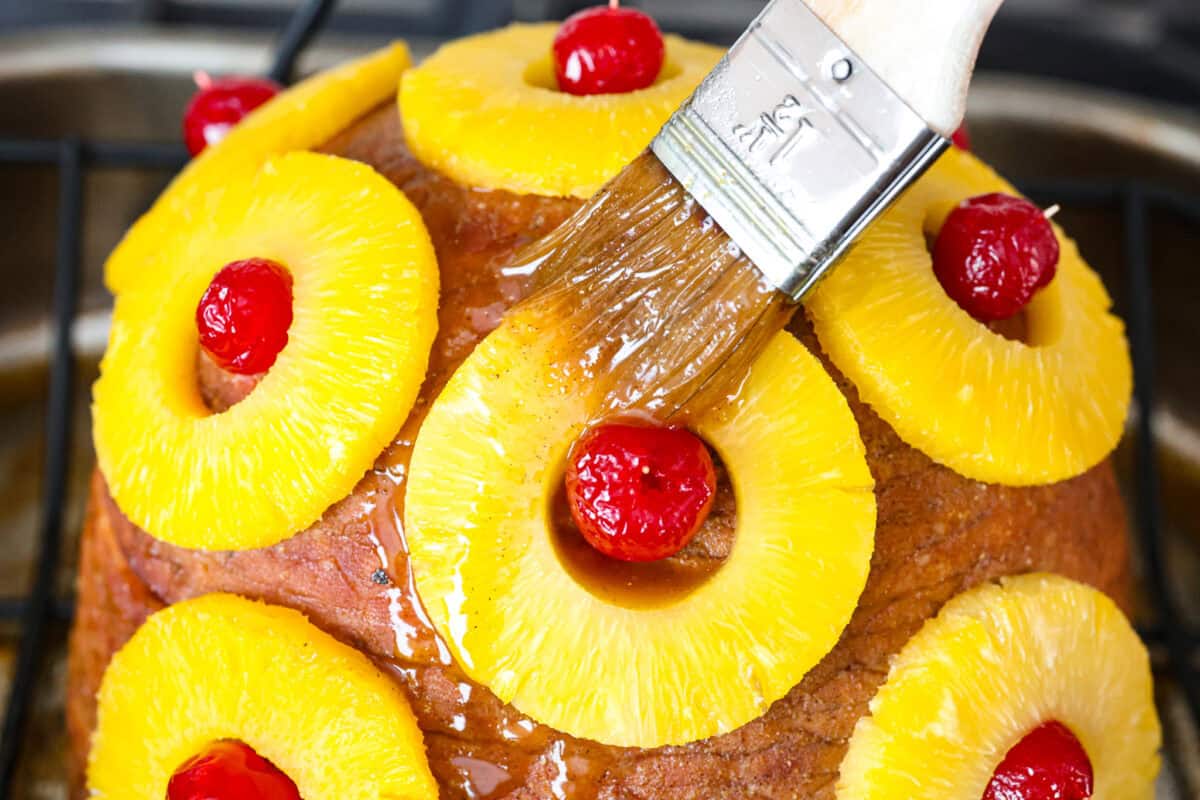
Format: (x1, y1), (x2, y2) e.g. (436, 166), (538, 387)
(167, 740), (301, 800)
(183, 73), (280, 156)
(553, 1), (665, 96)
(565, 422), (716, 562)
(196, 258), (294, 375)
(983, 721), (1094, 800)
(933, 192), (1060, 322)
(952, 123), (973, 151)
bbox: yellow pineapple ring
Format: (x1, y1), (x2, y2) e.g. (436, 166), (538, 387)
(405, 320), (875, 748)
(838, 573), (1160, 800)
(88, 593), (438, 799)
(399, 24), (723, 198)
(106, 42), (412, 294)
(806, 149), (1132, 486)
(93, 152), (438, 550)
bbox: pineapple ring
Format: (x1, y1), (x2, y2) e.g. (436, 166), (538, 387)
(93, 152), (438, 550)
(405, 320), (876, 748)
(837, 574), (1160, 800)
(399, 24), (724, 198)
(106, 41), (412, 295)
(806, 149), (1132, 486)
(87, 593), (438, 799)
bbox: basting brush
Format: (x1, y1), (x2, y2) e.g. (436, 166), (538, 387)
(508, 0), (1004, 424)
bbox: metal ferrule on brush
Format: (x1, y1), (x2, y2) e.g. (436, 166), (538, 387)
(651, 0), (948, 301)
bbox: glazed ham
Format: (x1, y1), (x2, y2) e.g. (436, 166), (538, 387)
(68, 105), (1130, 800)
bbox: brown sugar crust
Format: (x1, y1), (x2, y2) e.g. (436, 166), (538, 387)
(66, 471), (164, 794)
(67, 105), (1132, 799)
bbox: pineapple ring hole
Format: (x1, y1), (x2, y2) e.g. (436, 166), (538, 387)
(523, 54), (683, 93)
(547, 440), (736, 610)
(194, 348), (262, 414)
(190, 257), (298, 415)
(169, 740), (300, 798)
(922, 210), (1036, 346)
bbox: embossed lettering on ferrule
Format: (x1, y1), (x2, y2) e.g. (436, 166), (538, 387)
(733, 95), (819, 165)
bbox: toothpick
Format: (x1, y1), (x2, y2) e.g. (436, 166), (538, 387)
(193, 70), (213, 90)
(1043, 204), (1061, 221)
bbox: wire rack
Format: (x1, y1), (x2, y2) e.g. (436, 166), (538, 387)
(0, 0), (1198, 795)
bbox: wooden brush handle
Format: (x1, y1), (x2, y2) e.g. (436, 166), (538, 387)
(805, 0), (1004, 135)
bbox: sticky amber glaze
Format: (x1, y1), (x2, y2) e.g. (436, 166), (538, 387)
(71, 104), (1133, 800)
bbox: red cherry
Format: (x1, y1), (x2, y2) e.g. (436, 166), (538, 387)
(167, 740), (301, 800)
(952, 123), (973, 151)
(553, 3), (665, 96)
(565, 423), (716, 562)
(196, 258), (294, 375)
(932, 193), (1060, 322)
(183, 75), (280, 156)
(983, 721), (1094, 800)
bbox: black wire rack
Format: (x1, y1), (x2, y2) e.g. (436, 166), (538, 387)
(0, 0), (1198, 795)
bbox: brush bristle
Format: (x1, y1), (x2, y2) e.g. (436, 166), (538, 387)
(509, 151), (793, 424)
